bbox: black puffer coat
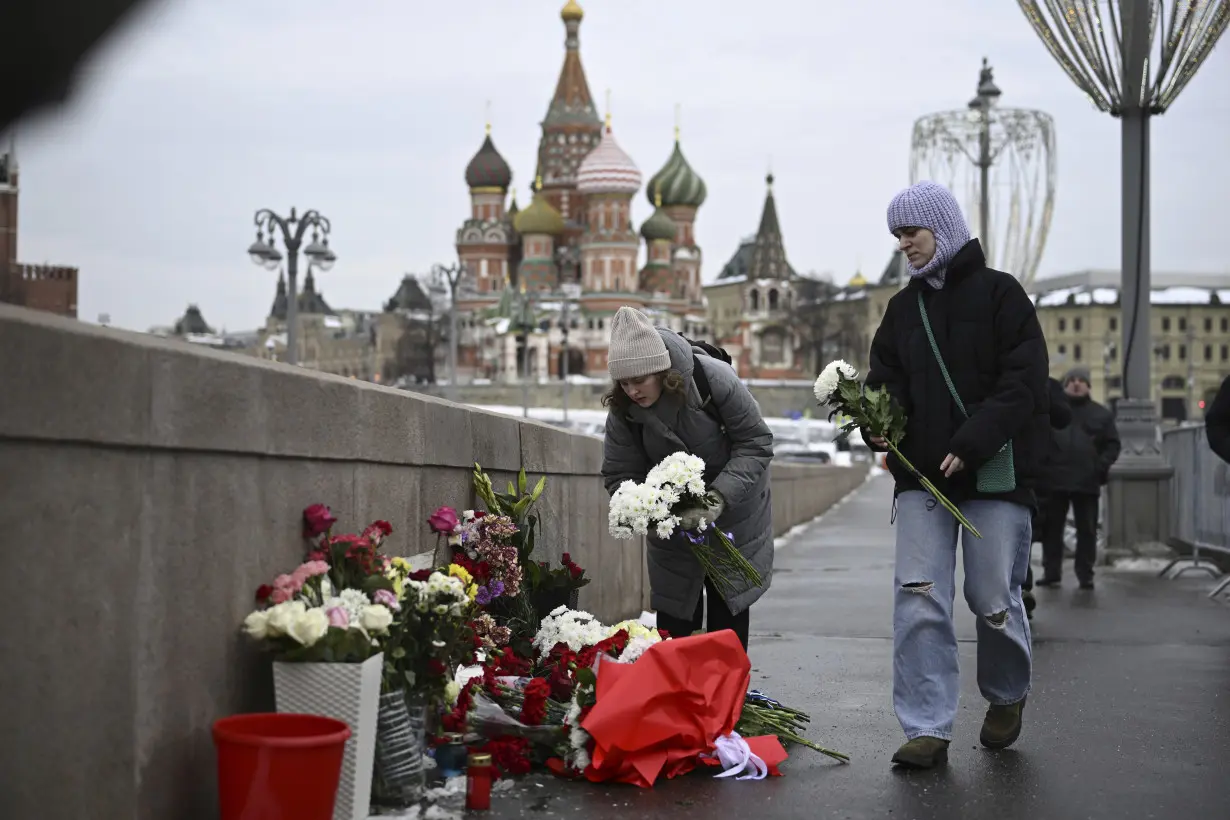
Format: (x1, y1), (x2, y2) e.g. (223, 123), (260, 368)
(1048, 393), (1120, 496)
(1207, 375), (1230, 464)
(866, 239), (1050, 509)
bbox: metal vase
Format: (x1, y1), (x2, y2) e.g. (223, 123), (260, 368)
(372, 690), (427, 807)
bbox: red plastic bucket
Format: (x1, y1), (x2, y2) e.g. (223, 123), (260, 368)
(213, 713), (351, 820)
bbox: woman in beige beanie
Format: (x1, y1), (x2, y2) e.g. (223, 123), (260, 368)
(601, 306), (774, 650)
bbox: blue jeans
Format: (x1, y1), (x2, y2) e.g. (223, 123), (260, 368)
(893, 491), (1033, 741)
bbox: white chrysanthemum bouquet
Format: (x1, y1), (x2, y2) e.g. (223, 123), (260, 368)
(813, 359), (981, 537)
(608, 451), (763, 598)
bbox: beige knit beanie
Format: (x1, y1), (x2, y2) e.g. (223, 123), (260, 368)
(607, 306), (671, 381)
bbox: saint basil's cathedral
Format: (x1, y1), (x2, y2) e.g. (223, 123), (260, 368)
(453, 0), (804, 383)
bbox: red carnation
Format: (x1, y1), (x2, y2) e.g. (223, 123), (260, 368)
(255, 584), (274, 603)
(518, 678), (551, 726)
(302, 503), (337, 538)
(427, 506), (459, 535)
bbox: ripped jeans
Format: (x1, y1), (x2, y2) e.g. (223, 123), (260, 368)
(893, 491), (1033, 741)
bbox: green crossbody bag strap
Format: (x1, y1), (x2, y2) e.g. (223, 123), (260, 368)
(916, 292), (968, 419)
(916, 291), (1017, 494)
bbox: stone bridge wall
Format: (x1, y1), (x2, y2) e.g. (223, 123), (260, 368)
(0, 304), (868, 820)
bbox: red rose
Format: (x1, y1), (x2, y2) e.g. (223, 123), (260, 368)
(410, 569), (432, 582)
(302, 503), (337, 538)
(473, 510), (486, 518)
(362, 520), (393, 544)
(427, 506), (459, 535)
(569, 564), (584, 580)
(427, 658), (447, 677)
(561, 552), (572, 565)
(255, 584), (273, 602)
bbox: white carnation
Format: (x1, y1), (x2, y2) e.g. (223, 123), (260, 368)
(813, 359), (859, 403)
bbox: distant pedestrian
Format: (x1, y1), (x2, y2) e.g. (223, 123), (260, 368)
(1023, 377), (1074, 619)
(1206, 375), (1230, 464)
(1036, 367), (1120, 590)
(865, 181), (1050, 769)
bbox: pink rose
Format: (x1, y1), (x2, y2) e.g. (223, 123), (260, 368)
(326, 607), (349, 628)
(427, 506), (460, 535)
(373, 588), (400, 612)
(303, 503), (338, 538)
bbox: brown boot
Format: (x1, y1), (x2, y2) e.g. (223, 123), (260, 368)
(891, 736), (950, 769)
(980, 696), (1027, 749)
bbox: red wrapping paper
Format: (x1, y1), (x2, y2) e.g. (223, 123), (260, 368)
(579, 629), (788, 787)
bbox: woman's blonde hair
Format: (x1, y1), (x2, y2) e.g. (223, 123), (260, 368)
(601, 369), (685, 413)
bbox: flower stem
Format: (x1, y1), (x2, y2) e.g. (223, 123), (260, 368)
(884, 443), (983, 538)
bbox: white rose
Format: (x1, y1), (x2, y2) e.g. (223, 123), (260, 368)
(286, 607), (329, 647)
(265, 601), (306, 637)
(360, 604), (394, 634)
(242, 610), (270, 640)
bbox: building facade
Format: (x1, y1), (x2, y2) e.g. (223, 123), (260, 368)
(0, 146), (79, 318)
(450, 1), (711, 386)
(1031, 271), (1230, 422)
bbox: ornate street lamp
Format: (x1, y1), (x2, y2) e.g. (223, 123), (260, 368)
(249, 207), (336, 366)
(555, 245), (582, 423)
(432, 261), (469, 402)
(910, 59), (1056, 289)
(1016, 0), (1228, 548)
(513, 284), (538, 419)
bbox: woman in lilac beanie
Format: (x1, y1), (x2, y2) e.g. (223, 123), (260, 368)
(864, 181), (1050, 768)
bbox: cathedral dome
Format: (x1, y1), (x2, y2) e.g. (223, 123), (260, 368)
(646, 139), (706, 209)
(464, 131), (512, 191)
(514, 181), (565, 236)
(560, 0), (584, 21)
(576, 122), (642, 196)
(640, 189), (676, 242)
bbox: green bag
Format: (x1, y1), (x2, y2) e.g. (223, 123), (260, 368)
(917, 292), (1017, 494)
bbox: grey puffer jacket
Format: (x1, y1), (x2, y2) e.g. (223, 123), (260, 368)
(601, 328), (775, 620)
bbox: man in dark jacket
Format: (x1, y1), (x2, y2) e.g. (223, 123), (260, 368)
(1037, 367), (1120, 590)
(1023, 378), (1073, 618)
(866, 180), (1049, 770)
(1206, 375), (1230, 464)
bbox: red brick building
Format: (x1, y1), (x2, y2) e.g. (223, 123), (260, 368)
(0, 147), (78, 318)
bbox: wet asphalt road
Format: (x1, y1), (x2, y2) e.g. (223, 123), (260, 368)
(485, 474), (1230, 820)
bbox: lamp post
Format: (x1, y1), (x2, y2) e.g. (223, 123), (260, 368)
(433, 262), (469, 402)
(555, 245), (581, 424)
(1016, 0), (1228, 552)
(968, 58), (1001, 252)
(248, 208), (336, 366)
(514, 286), (538, 419)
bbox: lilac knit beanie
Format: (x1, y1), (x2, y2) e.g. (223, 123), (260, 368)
(886, 181), (971, 288)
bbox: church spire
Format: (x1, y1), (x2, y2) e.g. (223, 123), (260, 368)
(747, 172), (790, 281)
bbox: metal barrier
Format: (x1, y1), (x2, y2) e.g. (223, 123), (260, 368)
(1160, 423), (1230, 598)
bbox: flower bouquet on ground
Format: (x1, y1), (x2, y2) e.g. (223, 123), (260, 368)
(437, 606), (847, 787)
(608, 452), (761, 599)
(813, 360), (982, 538)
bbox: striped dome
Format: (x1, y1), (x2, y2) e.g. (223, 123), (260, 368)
(646, 139), (706, 209)
(576, 124), (642, 196)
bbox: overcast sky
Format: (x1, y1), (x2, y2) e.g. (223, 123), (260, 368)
(10, 0), (1229, 332)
